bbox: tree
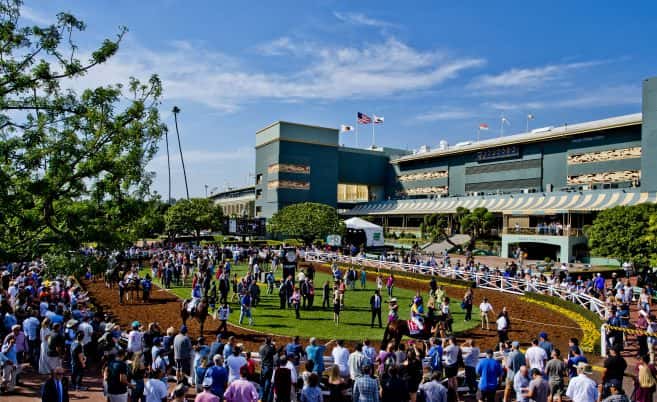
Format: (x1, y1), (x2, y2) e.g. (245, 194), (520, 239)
(0, 1), (166, 259)
(268, 202), (344, 245)
(644, 212), (657, 266)
(460, 207), (495, 244)
(587, 204), (657, 267)
(164, 198), (224, 238)
(420, 214), (449, 242)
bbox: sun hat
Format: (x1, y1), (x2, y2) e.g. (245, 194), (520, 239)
(132, 321), (141, 328)
(576, 362), (593, 374)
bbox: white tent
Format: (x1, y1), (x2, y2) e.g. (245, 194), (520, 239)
(344, 217), (385, 247)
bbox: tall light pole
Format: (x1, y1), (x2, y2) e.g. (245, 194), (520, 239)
(172, 106), (190, 200)
(165, 128), (172, 204)
(204, 184), (209, 197)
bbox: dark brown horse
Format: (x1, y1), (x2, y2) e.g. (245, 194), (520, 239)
(381, 316), (442, 349)
(181, 298), (209, 336)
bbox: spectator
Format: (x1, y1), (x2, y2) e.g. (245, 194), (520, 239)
(105, 349), (132, 402)
(565, 363), (598, 402)
(70, 331), (87, 391)
(600, 346), (627, 399)
(352, 363), (379, 402)
(196, 377), (220, 402)
(476, 349), (503, 402)
(348, 343), (367, 380)
(633, 355), (656, 402)
(332, 340), (349, 378)
(544, 349), (567, 402)
(525, 368), (550, 402)
(224, 365), (258, 402)
(41, 367), (69, 402)
(538, 332), (553, 357)
(144, 369), (168, 402)
(380, 366), (408, 402)
(513, 366), (530, 402)
(461, 339), (480, 395)
(174, 325), (193, 380)
(226, 344), (247, 383)
(601, 379), (628, 402)
(306, 338), (335, 375)
(417, 372), (447, 402)
(205, 354), (228, 398)
(300, 373), (323, 402)
(273, 356), (293, 402)
(525, 339), (548, 372)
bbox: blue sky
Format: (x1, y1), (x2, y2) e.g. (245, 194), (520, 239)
(22, 1), (657, 199)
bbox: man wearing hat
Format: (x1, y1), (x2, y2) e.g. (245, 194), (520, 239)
(195, 376), (220, 402)
(566, 362), (598, 402)
(127, 321), (143, 356)
(538, 332), (553, 356)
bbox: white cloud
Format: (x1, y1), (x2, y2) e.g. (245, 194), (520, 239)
(20, 6), (54, 25)
(67, 36), (485, 112)
(414, 109), (475, 122)
(333, 12), (395, 28)
(484, 85), (640, 111)
(470, 60), (605, 90)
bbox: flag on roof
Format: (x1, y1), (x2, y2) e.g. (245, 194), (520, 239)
(501, 117), (510, 125)
(340, 125), (354, 133)
(357, 112), (371, 124)
(479, 123), (489, 130)
(373, 115), (384, 124)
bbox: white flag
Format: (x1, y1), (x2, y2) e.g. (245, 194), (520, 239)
(501, 117), (511, 125)
(527, 113), (535, 120)
(373, 115), (384, 124)
(340, 124), (354, 132)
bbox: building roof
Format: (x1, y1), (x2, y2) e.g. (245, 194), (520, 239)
(256, 120), (338, 134)
(393, 113), (642, 163)
(208, 185), (255, 200)
(343, 188), (657, 216)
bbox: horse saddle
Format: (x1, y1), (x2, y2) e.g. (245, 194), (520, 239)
(408, 319), (422, 335)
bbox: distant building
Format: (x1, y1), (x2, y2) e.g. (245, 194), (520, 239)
(208, 185), (255, 218)
(246, 76), (657, 262)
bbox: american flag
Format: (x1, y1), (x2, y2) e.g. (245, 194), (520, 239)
(357, 112), (371, 124)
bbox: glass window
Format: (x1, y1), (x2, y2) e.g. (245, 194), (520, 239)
(337, 183), (369, 202)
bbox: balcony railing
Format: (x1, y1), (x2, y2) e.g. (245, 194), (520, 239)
(503, 227), (585, 237)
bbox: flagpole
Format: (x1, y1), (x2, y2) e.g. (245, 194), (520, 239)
(371, 112), (375, 148)
(355, 116), (359, 148)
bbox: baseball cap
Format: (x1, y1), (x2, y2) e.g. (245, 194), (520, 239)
(180, 325), (188, 334)
(607, 378), (622, 389)
(539, 332), (548, 339)
(576, 362), (593, 374)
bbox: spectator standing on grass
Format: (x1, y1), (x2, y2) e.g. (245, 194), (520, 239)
(479, 298), (494, 330)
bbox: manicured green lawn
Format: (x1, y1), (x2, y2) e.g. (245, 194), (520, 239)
(142, 264), (479, 341)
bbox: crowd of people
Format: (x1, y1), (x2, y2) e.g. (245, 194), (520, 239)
(1, 242), (657, 402)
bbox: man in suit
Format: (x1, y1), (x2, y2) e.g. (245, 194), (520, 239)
(41, 367), (69, 402)
(370, 290), (382, 328)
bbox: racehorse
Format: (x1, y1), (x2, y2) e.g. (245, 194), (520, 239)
(381, 316), (442, 349)
(181, 298), (209, 336)
(123, 274), (141, 304)
(104, 265), (120, 288)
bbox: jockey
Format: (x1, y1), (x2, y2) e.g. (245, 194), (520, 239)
(189, 284), (202, 311)
(410, 294), (425, 330)
(388, 298), (399, 323)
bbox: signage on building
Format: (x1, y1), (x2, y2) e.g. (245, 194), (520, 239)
(225, 217), (266, 236)
(476, 145), (520, 162)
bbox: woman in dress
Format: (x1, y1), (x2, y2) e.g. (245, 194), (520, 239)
(327, 365), (346, 402)
(38, 317), (52, 374)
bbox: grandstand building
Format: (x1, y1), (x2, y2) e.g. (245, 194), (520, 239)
(246, 76), (657, 262)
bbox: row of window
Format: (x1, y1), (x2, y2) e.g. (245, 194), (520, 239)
(567, 147), (641, 165)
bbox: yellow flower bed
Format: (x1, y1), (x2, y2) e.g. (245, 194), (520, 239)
(520, 297), (599, 352)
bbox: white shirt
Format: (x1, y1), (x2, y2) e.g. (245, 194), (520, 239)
(127, 330), (143, 353)
(479, 302), (493, 313)
(524, 346), (547, 371)
(566, 374), (598, 402)
(144, 378), (168, 402)
(497, 316), (508, 331)
(226, 355), (247, 383)
(78, 322), (94, 345)
(332, 346), (350, 376)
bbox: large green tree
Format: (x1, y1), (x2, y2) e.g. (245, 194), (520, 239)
(268, 202), (344, 245)
(587, 204), (657, 267)
(644, 212), (657, 266)
(460, 207), (495, 242)
(164, 198), (224, 238)
(0, 1), (166, 259)
(420, 214), (449, 242)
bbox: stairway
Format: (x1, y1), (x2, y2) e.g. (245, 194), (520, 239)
(421, 234), (471, 255)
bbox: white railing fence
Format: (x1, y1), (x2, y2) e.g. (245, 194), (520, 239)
(304, 251), (607, 318)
